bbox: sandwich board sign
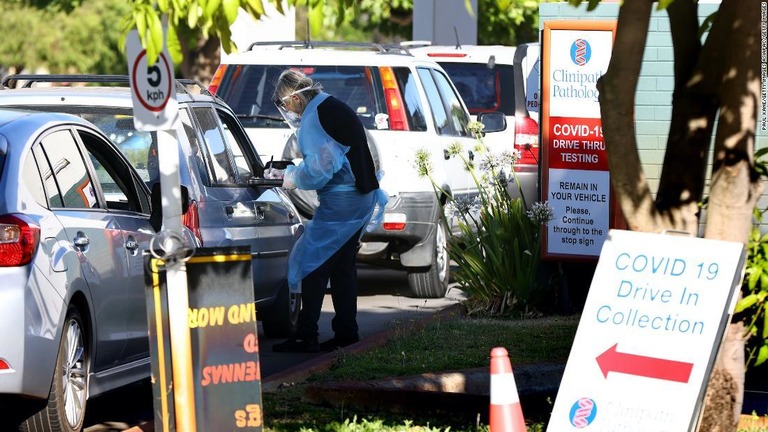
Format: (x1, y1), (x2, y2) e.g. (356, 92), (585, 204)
(547, 230), (745, 431)
(145, 247), (264, 431)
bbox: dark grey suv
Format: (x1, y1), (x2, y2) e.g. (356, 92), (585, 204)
(0, 75), (304, 340)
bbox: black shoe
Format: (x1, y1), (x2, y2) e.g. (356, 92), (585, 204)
(272, 337), (319, 353)
(320, 336), (360, 352)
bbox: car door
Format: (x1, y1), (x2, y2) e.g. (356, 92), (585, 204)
(76, 128), (155, 364)
(216, 106), (300, 300)
(36, 128), (131, 371)
(416, 66), (476, 198)
(189, 104), (293, 302)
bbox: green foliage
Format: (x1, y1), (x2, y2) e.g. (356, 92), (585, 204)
(414, 122), (554, 318)
(477, 0), (540, 45)
(312, 0), (541, 46)
(125, 0), (277, 64)
(3, 0), (83, 13)
(737, 206), (768, 367)
(734, 148), (768, 369)
(3, 0), (542, 74)
(0, 0), (131, 74)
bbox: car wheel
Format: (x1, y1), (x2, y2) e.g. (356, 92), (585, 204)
(406, 219), (450, 298)
(22, 307), (88, 432)
(261, 282), (301, 338)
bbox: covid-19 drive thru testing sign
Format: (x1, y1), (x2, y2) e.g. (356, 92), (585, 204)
(547, 230), (745, 432)
(541, 20), (620, 260)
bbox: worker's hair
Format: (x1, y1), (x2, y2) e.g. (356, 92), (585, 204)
(273, 69), (321, 110)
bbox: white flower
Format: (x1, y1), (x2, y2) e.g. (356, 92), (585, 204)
(467, 121), (485, 137)
(444, 195), (481, 221)
(527, 201), (555, 226)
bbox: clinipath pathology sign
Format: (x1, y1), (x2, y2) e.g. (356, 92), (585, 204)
(541, 21), (617, 259)
(547, 230), (745, 432)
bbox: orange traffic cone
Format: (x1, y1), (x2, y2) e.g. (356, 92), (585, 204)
(489, 347), (526, 432)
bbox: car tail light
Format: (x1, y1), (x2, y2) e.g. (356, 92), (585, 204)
(515, 116), (539, 166)
(0, 214), (40, 267)
(181, 201), (203, 246)
(382, 213), (406, 231)
(208, 65), (228, 94)
(0, 358), (11, 372)
(379, 67), (409, 131)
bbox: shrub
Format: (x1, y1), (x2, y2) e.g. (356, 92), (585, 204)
(414, 121), (554, 317)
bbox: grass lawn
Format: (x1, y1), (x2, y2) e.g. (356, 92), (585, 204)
(257, 309), (768, 432)
(261, 313), (580, 431)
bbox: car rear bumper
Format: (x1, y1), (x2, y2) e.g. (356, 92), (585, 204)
(0, 267), (62, 399)
(358, 191), (440, 267)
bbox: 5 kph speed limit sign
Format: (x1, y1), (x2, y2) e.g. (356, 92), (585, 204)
(126, 30), (179, 131)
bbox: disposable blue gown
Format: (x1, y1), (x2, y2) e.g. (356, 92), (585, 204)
(283, 93), (388, 292)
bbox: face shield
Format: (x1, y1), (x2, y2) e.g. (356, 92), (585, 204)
(273, 83), (323, 131)
(275, 103), (302, 130)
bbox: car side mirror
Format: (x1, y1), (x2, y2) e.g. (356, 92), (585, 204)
(477, 112), (506, 134)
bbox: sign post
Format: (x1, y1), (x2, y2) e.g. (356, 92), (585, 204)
(126, 29), (195, 431)
(547, 230), (745, 431)
(540, 20), (620, 260)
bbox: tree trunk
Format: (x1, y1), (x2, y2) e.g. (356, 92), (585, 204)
(698, 0), (762, 430)
(179, 35), (221, 86)
(600, 0), (763, 430)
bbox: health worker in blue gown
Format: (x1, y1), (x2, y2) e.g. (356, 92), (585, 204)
(270, 69), (388, 353)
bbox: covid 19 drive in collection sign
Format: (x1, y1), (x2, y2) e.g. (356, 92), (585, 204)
(547, 230), (745, 431)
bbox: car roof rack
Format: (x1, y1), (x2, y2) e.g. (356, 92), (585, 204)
(246, 40), (410, 55)
(1, 74), (215, 97)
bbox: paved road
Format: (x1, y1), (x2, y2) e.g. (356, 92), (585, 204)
(82, 265), (466, 431)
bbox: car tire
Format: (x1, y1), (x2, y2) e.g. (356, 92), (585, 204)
(21, 306), (88, 432)
(261, 282), (301, 338)
(406, 219), (450, 298)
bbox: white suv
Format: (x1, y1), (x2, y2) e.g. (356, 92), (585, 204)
(408, 42), (541, 205)
(210, 41), (499, 298)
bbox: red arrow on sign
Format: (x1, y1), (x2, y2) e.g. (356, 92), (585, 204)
(596, 343), (693, 383)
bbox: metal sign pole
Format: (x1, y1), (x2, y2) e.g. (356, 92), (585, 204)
(126, 27), (195, 430)
(157, 129), (197, 431)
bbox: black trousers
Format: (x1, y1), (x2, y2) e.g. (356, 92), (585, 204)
(295, 228), (362, 340)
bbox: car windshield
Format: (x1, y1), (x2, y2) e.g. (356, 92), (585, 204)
(436, 62), (516, 115)
(216, 65), (384, 130)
